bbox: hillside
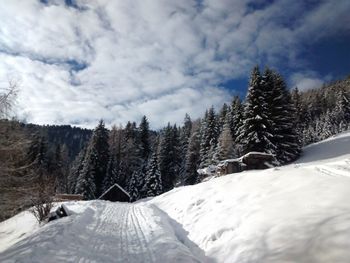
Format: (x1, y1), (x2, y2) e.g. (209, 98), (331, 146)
(1, 131), (350, 262)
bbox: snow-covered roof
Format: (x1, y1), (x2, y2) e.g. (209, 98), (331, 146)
(242, 151), (275, 157)
(98, 183), (130, 199)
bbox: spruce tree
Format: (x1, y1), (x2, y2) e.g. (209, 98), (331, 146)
(142, 149), (163, 197)
(75, 120), (109, 198)
(269, 71), (301, 163)
(139, 115), (151, 161)
(75, 147), (97, 200)
(184, 129), (201, 185)
(199, 106), (219, 167)
(178, 114), (192, 185)
(213, 113), (235, 163)
(128, 171), (139, 202)
(237, 66), (274, 154)
(158, 124), (180, 192)
(68, 146), (86, 194)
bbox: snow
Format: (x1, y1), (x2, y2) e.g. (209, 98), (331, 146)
(99, 183), (131, 199)
(1, 131), (350, 262)
(0, 201), (200, 262)
(148, 131), (350, 263)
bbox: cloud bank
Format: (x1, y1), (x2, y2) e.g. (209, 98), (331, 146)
(0, 0), (349, 128)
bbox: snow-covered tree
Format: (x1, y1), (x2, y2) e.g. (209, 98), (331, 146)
(213, 113), (235, 163)
(142, 149), (162, 197)
(199, 106), (219, 167)
(178, 114), (192, 185)
(75, 120), (109, 198)
(158, 124), (180, 192)
(139, 115), (151, 161)
(68, 146), (86, 194)
(268, 70), (301, 163)
(184, 128), (201, 185)
(237, 66), (274, 154)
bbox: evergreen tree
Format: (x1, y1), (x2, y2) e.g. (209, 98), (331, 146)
(237, 66), (274, 154)
(102, 153), (119, 193)
(218, 103), (229, 132)
(158, 124), (180, 192)
(142, 149), (162, 197)
(334, 89), (350, 132)
(199, 106), (219, 167)
(75, 120), (109, 198)
(178, 114), (192, 185)
(139, 115), (151, 161)
(268, 71), (301, 163)
(68, 146), (86, 194)
(75, 147), (97, 200)
(230, 96), (243, 138)
(53, 144), (69, 193)
(184, 129), (201, 185)
(128, 171), (139, 202)
(120, 121), (142, 188)
(213, 114), (235, 163)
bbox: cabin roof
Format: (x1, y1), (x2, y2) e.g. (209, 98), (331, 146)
(98, 183), (130, 199)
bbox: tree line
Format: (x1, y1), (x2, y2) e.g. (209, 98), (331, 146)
(2, 67), (349, 214)
(66, 67), (350, 201)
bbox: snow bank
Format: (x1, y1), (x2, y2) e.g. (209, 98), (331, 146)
(149, 131), (350, 263)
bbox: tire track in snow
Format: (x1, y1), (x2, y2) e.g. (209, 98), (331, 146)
(134, 205), (157, 262)
(131, 205), (155, 263)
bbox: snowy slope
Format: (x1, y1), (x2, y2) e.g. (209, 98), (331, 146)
(149, 131), (350, 263)
(1, 131), (350, 263)
(0, 201), (200, 263)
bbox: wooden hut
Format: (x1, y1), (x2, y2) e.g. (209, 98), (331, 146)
(241, 152), (275, 170)
(216, 152), (275, 176)
(98, 183), (130, 202)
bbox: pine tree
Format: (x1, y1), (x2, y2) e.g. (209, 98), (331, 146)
(213, 113), (235, 162)
(334, 89), (350, 132)
(199, 106), (219, 167)
(68, 146), (86, 194)
(75, 147), (97, 200)
(158, 124), (180, 192)
(178, 114), (192, 185)
(184, 129), (201, 185)
(120, 121), (142, 188)
(53, 144), (69, 193)
(139, 116), (151, 161)
(237, 66), (274, 154)
(142, 149), (162, 197)
(75, 120), (109, 198)
(102, 153), (119, 193)
(218, 103), (229, 132)
(230, 96), (243, 138)
(128, 171), (139, 202)
(268, 71), (301, 163)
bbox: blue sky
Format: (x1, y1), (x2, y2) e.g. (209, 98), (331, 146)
(0, 0), (349, 128)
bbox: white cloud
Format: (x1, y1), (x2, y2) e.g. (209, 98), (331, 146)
(0, 0), (349, 128)
(290, 71), (332, 91)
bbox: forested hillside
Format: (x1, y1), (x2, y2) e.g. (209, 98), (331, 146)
(1, 68), (349, 221)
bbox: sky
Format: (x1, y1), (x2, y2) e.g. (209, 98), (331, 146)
(0, 0), (349, 129)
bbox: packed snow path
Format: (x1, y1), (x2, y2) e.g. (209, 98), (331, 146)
(0, 201), (200, 263)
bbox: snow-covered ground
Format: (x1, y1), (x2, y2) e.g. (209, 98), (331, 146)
(149, 131), (350, 263)
(1, 131), (350, 262)
(0, 201), (200, 262)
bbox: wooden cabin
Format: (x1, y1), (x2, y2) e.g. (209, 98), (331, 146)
(241, 152), (275, 170)
(98, 183), (130, 202)
(216, 152), (275, 176)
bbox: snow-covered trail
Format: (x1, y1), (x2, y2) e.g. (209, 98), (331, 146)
(0, 201), (200, 263)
